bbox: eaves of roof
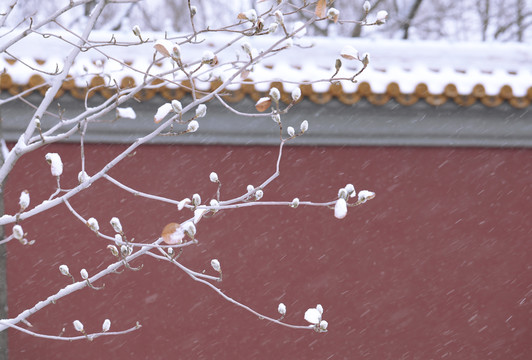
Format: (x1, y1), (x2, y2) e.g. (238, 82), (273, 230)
(1, 34), (531, 108)
(1, 69), (531, 109)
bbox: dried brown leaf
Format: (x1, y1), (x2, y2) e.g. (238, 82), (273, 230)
(161, 222), (183, 245)
(241, 69), (251, 79)
(153, 43), (170, 58)
(315, 0), (327, 18)
(255, 97), (272, 112)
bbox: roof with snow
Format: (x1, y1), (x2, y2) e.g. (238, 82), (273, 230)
(1, 31), (532, 109)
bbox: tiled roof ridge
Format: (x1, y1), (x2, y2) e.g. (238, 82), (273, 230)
(2, 33), (532, 108)
(1, 69), (531, 108)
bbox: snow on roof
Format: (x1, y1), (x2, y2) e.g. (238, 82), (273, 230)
(1, 30), (531, 108)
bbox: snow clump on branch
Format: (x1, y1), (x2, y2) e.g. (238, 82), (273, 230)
(102, 319), (111, 332)
(291, 87), (301, 102)
(334, 198), (348, 219)
(304, 304), (328, 332)
(116, 107), (136, 119)
(358, 190), (376, 203)
(278, 303), (286, 316)
(187, 121), (199, 133)
(19, 190), (30, 211)
(12, 225), (24, 240)
(195, 104), (207, 118)
(154, 39), (181, 59)
(211, 259), (221, 272)
(376, 10), (388, 24)
(87, 217), (99, 232)
(161, 223), (184, 245)
(45, 153), (63, 177)
(73, 320), (84, 333)
(154, 103), (173, 124)
(110, 217), (123, 233)
(300, 120), (309, 133)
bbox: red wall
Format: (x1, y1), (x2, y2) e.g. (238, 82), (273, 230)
(5, 143), (532, 359)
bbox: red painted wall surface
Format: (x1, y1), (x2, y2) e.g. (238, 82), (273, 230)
(4, 143), (532, 359)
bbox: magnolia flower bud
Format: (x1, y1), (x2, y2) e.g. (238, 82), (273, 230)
(246, 184), (255, 192)
(274, 10), (284, 25)
(45, 153), (63, 177)
(192, 193), (201, 206)
(188, 120), (199, 133)
(107, 244), (119, 257)
(182, 221), (196, 237)
(201, 50), (216, 64)
(269, 87), (280, 102)
(376, 10), (388, 24)
(300, 120), (309, 133)
(338, 188), (348, 200)
(327, 8), (340, 21)
(19, 190), (30, 211)
(209, 172), (219, 183)
(78, 171), (90, 184)
(132, 25), (141, 37)
(80, 268), (89, 280)
(87, 217), (99, 232)
(12, 225), (23, 240)
(121, 244), (132, 257)
(110, 217), (122, 233)
(171, 99), (182, 113)
(271, 114), (281, 124)
(34, 118), (41, 127)
(211, 259), (221, 272)
(335, 58), (342, 71)
(195, 104), (207, 118)
(304, 308), (322, 324)
(241, 41), (252, 56)
(278, 303), (286, 316)
(345, 184), (356, 197)
(114, 234), (123, 246)
(190, 5), (197, 16)
(291, 87), (301, 101)
(268, 22), (278, 33)
(102, 319), (111, 332)
(210, 199), (219, 212)
(362, 52), (370, 66)
(363, 1), (371, 12)
(73, 320), (84, 332)
(358, 190), (376, 203)
(255, 189), (264, 200)
(319, 320), (328, 331)
(59, 264), (70, 276)
(287, 126), (295, 137)
(334, 198), (348, 219)
(290, 198), (300, 208)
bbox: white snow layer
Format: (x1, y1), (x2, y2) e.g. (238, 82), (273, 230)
(1, 30), (531, 97)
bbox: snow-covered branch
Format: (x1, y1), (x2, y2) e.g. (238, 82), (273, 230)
(0, 0), (378, 342)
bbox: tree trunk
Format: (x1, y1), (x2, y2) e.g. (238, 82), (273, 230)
(401, 0), (424, 40)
